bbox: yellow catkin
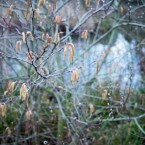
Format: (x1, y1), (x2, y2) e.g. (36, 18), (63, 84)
(63, 44), (67, 60)
(15, 41), (19, 52)
(71, 71), (75, 83)
(74, 70), (79, 82)
(63, 42), (75, 62)
(38, 0), (45, 7)
(0, 103), (7, 118)
(120, 6), (124, 14)
(3, 81), (16, 96)
(71, 70), (79, 84)
(81, 30), (88, 39)
(19, 41), (22, 51)
(53, 33), (60, 45)
(46, 34), (52, 45)
(15, 41), (22, 52)
(34, 9), (40, 20)
(25, 110), (32, 120)
(89, 103), (94, 114)
(20, 83), (29, 104)
(5, 127), (11, 135)
(67, 43), (75, 62)
(3, 91), (8, 96)
(27, 52), (31, 62)
(69, 47), (74, 62)
(102, 89), (107, 100)
(27, 31), (34, 41)
(22, 32), (26, 43)
(85, 0), (90, 6)
(8, 81), (16, 94)
(26, 51), (33, 62)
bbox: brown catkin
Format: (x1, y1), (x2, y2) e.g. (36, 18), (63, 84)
(85, 0), (90, 6)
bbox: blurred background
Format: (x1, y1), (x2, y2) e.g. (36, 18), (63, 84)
(0, 0), (145, 145)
